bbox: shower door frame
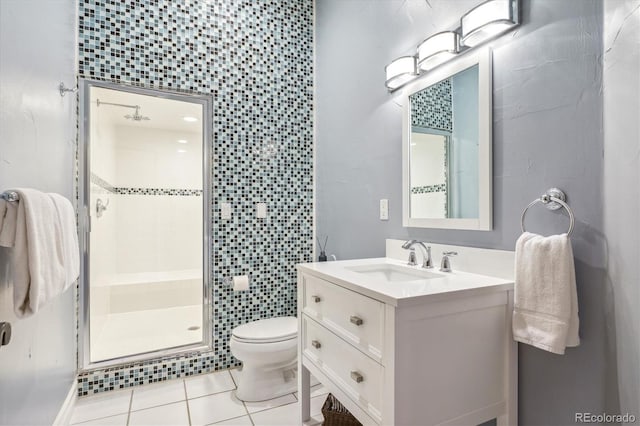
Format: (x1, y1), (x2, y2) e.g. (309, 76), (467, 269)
(77, 79), (213, 371)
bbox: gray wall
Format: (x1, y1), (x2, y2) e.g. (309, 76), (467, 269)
(603, 0), (640, 419)
(316, 0), (619, 424)
(0, 0), (78, 424)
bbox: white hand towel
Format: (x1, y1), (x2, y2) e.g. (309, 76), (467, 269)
(512, 232), (580, 354)
(8, 189), (80, 318)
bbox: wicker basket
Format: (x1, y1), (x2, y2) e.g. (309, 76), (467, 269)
(321, 393), (362, 426)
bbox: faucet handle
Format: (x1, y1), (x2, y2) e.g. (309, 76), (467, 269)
(440, 251), (458, 272)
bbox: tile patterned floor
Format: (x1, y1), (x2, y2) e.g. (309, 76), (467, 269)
(70, 369), (327, 426)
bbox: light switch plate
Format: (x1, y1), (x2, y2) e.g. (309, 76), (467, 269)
(256, 202), (267, 218)
(221, 203), (232, 220)
(380, 199), (389, 220)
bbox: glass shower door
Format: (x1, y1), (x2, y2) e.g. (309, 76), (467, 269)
(80, 81), (211, 367)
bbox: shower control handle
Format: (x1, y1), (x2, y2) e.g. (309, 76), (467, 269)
(96, 198), (109, 218)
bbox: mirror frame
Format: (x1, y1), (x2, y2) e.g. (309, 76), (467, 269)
(402, 48), (493, 230)
(77, 79), (213, 371)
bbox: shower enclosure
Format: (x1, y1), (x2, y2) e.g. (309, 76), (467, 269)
(78, 80), (212, 369)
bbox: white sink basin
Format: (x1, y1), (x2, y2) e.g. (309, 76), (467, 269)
(346, 264), (442, 282)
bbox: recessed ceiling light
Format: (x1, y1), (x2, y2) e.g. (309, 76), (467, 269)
(177, 139), (188, 144)
(177, 149), (187, 153)
(183, 116), (198, 122)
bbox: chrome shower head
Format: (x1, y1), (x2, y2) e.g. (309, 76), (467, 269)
(124, 106), (150, 121)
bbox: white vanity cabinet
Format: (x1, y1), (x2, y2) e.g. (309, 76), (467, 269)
(297, 259), (517, 426)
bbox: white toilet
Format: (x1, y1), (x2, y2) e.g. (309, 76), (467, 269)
(229, 316), (298, 402)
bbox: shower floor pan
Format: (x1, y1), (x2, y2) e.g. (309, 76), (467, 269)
(91, 304), (203, 363)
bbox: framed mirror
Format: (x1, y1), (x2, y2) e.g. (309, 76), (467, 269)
(402, 48), (492, 230)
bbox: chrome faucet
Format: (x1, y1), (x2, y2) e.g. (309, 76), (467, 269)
(401, 240), (433, 269)
(440, 251), (458, 272)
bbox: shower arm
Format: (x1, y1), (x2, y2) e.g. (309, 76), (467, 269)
(96, 99), (140, 110)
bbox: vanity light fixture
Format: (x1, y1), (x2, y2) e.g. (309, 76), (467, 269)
(183, 116), (198, 122)
(385, 56), (417, 91)
(385, 0), (519, 91)
(460, 0), (519, 47)
(417, 31), (459, 72)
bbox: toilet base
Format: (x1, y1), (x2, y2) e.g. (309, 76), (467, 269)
(235, 362), (298, 402)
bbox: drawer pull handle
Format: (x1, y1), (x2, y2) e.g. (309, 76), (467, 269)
(312, 295), (321, 303)
(311, 340), (321, 349)
(350, 371), (364, 383)
(350, 316), (363, 326)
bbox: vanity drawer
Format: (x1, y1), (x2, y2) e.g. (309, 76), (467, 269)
(302, 274), (385, 361)
(302, 315), (383, 423)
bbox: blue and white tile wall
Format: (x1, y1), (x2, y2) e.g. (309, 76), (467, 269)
(77, 0), (313, 396)
(410, 79), (452, 132)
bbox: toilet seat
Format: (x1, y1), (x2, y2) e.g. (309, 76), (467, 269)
(232, 316), (297, 344)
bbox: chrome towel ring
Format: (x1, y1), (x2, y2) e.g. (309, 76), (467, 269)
(521, 188), (575, 236)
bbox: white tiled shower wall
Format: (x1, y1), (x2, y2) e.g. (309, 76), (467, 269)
(90, 121), (203, 334)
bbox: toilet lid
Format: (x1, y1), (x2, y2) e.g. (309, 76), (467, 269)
(232, 316), (297, 343)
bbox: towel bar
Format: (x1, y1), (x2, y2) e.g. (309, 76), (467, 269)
(521, 188), (575, 236)
(1, 191), (19, 202)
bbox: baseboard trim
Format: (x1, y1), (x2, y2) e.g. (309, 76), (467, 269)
(53, 377), (77, 426)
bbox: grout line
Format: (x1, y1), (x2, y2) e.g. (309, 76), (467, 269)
(126, 390), (133, 426)
(232, 371), (253, 426)
(244, 397), (299, 416)
(187, 388), (238, 402)
(240, 398), (252, 423)
(72, 413), (130, 426)
(183, 380), (192, 426)
(248, 412), (256, 426)
(204, 413), (253, 426)
(228, 369), (238, 388)
(228, 369), (253, 425)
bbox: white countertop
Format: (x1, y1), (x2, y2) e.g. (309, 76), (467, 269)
(297, 257), (514, 307)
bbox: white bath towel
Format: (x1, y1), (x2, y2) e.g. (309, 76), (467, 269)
(49, 193), (80, 290)
(3, 189), (80, 318)
(512, 232), (580, 354)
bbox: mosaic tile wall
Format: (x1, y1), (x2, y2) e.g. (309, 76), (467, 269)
(410, 78), (452, 132)
(77, 0), (313, 396)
